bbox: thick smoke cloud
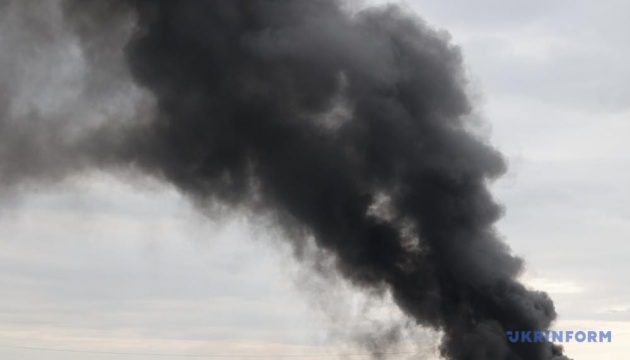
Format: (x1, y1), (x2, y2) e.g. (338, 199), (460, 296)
(0, 1), (570, 359)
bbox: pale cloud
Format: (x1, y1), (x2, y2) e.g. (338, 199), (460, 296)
(1, 1), (628, 359)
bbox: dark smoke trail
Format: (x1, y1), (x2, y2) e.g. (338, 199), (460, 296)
(1, 1), (571, 359)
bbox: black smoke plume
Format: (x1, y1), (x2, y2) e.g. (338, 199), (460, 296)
(0, 1), (571, 359)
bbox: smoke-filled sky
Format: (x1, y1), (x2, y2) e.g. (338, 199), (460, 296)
(1, 0), (629, 359)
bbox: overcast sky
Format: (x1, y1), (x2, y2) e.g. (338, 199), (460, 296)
(1, 1), (629, 359)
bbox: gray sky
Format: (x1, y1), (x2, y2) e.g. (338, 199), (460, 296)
(1, 0), (629, 359)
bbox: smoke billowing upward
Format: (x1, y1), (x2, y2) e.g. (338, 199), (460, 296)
(0, 1), (571, 359)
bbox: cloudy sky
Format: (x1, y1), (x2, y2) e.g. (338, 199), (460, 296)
(1, 1), (629, 359)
